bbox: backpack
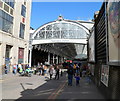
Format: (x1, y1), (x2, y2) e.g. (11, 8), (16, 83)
(13, 67), (16, 69)
(68, 69), (73, 75)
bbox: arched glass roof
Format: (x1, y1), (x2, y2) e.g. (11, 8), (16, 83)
(33, 20), (89, 40)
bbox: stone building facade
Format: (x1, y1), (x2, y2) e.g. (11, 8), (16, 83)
(0, 0), (32, 74)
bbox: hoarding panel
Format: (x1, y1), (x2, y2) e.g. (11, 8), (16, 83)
(107, 2), (120, 65)
(88, 28), (95, 62)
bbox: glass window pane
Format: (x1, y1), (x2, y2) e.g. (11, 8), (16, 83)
(0, 10), (2, 17)
(61, 30), (68, 39)
(61, 23), (68, 30)
(52, 24), (60, 30)
(19, 23), (25, 38)
(53, 31), (60, 38)
(4, 3), (9, 13)
(0, 1), (3, 8)
(46, 31), (52, 39)
(2, 10), (5, 18)
(0, 17), (2, 30)
(10, 9), (13, 15)
(69, 30), (74, 38)
(3, 0), (15, 8)
(39, 31), (45, 39)
(41, 27), (45, 30)
(21, 5), (26, 17)
(46, 25), (52, 30)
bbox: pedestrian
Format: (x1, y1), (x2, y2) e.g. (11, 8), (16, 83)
(76, 64), (80, 75)
(54, 66), (60, 80)
(19, 67), (23, 75)
(73, 64), (76, 76)
(67, 64), (74, 86)
(38, 65), (42, 76)
(43, 65), (47, 76)
(4, 65), (7, 74)
(86, 69), (91, 84)
(18, 63), (23, 74)
(49, 65), (54, 80)
(60, 68), (63, 76)
(33, 67), (37, 75)
(41, 65), (44, 76)
(13, 64), (17, 74)
(75, 74), (80, 86)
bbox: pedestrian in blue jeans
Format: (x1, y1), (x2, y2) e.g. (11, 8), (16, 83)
(67, 64), (74, 86)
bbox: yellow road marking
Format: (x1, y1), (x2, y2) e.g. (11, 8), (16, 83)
(52, 80), (67, 99)
(47, 80), (67, 100)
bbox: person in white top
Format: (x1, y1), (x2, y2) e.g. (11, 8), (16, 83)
(49, 65), (54, 80)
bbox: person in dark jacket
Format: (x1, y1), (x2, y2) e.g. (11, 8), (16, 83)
(67, 64), (74, 86)
(54, 66), (60, 80)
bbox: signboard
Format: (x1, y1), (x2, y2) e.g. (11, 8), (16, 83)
(18, 48), (24, 63)
(32, 39), (87, 45)
(88, 28), (95, 62)
(101, 65), (109, 87)
(66, 60), (72, 63)
(107, 2), (120, 65)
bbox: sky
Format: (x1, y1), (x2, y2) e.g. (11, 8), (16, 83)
(30, 2), (103, 29)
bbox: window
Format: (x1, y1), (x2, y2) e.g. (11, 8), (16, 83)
(4, 3), (9, 12)
(10, 8), (13, 15)
(21, 5), (26, 17)
(5, 45), (12, 58)
(19, 23), (25, 38)
(0, 1), (3, 8)
(0, 17), (2, 30)
(3, 0), (14, 8)
(0, 9), (13, 33)
(0, 10), (2, 30)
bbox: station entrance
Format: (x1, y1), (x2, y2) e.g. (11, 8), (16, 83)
(30, 16), (94, 66)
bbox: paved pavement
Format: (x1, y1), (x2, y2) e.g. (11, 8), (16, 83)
(1, 71), (106, 100)
(1, 72), (49, 100)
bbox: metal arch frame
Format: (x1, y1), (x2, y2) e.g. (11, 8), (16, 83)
(32, 20), (90, 40)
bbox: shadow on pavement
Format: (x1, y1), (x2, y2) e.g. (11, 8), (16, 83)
(15, 73), (66, 100)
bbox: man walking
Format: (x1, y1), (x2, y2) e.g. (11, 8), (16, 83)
(67, 63), (74, 86)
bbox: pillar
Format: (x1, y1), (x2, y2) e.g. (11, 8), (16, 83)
(56, 55), (58, 64)
(53, 54), (54, 64)
(0, 43), (6, 74)
(48, 52), (50, 65)
(29, 48), (32, 67)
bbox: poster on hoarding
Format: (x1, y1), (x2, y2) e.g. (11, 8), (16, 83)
(88, 28), (95, 62)
(107, 1), (120, 65)
(101, 65), (109, 87)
